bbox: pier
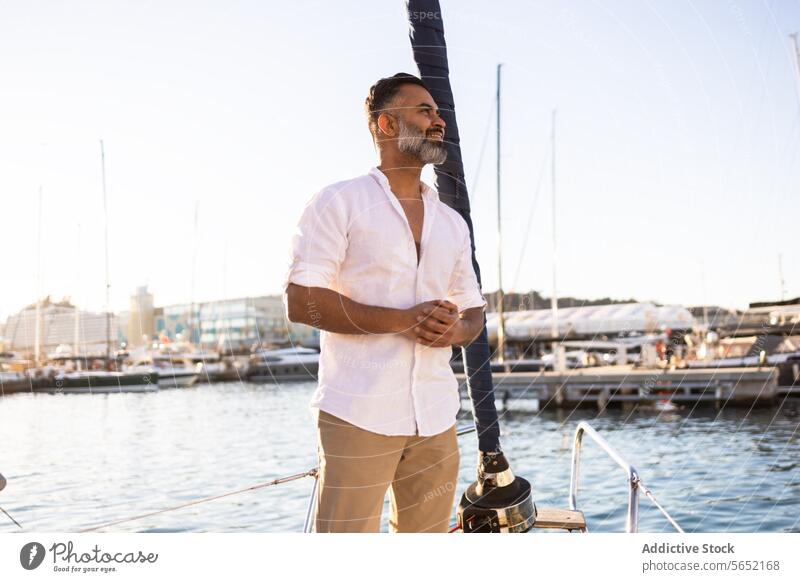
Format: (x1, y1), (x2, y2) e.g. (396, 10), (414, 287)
(458, 365), (783, 409)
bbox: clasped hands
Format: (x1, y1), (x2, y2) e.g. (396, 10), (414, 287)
(400, 300), (464, 348)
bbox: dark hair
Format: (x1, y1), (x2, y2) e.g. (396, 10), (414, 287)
(365, 73), (428, 138)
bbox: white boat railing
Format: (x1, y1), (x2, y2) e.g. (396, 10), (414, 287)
(302, 473), (318, 533)
(569, 421), (683, 533)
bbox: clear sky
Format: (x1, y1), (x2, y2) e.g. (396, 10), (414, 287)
(1, 0), (798, 321)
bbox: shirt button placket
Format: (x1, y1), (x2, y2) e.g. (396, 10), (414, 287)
(409, 201), (425, 437)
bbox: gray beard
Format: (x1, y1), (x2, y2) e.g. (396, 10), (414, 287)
(396, 120), (447, 165)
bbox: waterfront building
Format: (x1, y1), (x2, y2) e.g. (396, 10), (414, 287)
(197, 298), (262, 349)
(127, 286), (156, 348)
(3, 297), (118, 356)
(148, 294), (319, 351)
(155, 303), (199, 345)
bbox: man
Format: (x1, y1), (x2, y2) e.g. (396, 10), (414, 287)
(284, 73), (486, 533)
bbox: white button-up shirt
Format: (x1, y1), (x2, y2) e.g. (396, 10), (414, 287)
(284, 167), (486, 436)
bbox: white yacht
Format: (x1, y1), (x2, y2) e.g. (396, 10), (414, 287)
(247, 347), (319, 383)
(127, 353), (200, 389)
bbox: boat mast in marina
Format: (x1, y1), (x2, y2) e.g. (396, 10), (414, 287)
(34, 187), (43, 367)
(100, 140), (112, 368)
(550, 110), (559, 349)
(495, 63), (506, 364)
(189, 201), (199, 345)
(700, 260), (709, 330)
(407, 0), (503, 454)
(791, 33), (800, 102)
(74, 224), (81, 355)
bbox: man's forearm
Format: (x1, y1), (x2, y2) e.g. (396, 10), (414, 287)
(453, 307), (485, 347)
(286, 283), (408, 334)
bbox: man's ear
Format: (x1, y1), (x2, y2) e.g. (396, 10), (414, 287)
(377, 112), (396, 137)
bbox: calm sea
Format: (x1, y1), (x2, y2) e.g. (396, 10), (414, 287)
(1, 381), (798, 533)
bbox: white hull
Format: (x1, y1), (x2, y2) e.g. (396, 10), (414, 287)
(157, 373), (199, 388)
(248, 348), (320, 382)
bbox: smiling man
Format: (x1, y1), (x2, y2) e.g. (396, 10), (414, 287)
(284, 73), (486, 533)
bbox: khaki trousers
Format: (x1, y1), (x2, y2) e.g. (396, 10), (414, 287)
(315, 410), (460, 533)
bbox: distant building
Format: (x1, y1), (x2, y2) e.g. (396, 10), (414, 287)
(127, 286), (155, 348)
(196, 297), (264, 348)
(3, 297), (118, 357)
(146, 294), (319, 351)
(156, 303), (198, 344)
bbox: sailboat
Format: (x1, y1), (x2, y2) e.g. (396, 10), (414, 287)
(34, 142), (158, 394)
(35, 363), (158, 394)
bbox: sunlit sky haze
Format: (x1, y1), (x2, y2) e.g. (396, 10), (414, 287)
(1, 0), (798, 320)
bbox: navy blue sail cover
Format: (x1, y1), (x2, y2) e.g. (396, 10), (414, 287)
(406, 0), (501, 452)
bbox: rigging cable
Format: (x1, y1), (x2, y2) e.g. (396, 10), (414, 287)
(78, 468), (318, 533)
(511, 145), (551, 291)
(469, 95), (496, 197)
(1, 506), (22, 529)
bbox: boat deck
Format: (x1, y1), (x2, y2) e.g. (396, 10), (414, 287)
(534, 507), (586, 532)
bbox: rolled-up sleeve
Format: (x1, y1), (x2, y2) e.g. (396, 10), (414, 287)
(284, 188), (349, 292)
(447, 226), (487, 313)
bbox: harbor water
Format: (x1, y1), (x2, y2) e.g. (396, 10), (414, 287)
(1, 381), (798, 533)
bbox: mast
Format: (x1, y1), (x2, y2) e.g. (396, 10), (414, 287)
(222, 238), (229, 354)
(34, 187), (42, 366)
(407, 1), (503, 453)
(791, 33), (800, 103)
(495, 63), (506, 364)
(550, 110), (558, 341)
(100, 140), (111, 368)
(190, 201), (199, 345)
(73, 224), (81, 356)
(700, 260), (709, 329)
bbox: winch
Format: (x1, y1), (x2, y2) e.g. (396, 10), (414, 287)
(456, 451), (536, 533)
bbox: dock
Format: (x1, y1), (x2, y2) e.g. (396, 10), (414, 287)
(458, 365), (784, 408)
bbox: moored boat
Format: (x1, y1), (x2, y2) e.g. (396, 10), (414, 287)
(182, 352), (237, 383)
(127, 353), (200, 388)
(34, 369), (158, 394)
(246, 347), (319, 382)
(29, 355), (158, 394)
(0, 363), (31, 396)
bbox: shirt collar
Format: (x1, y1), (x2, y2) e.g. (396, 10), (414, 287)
(369, 167), (437, 201)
